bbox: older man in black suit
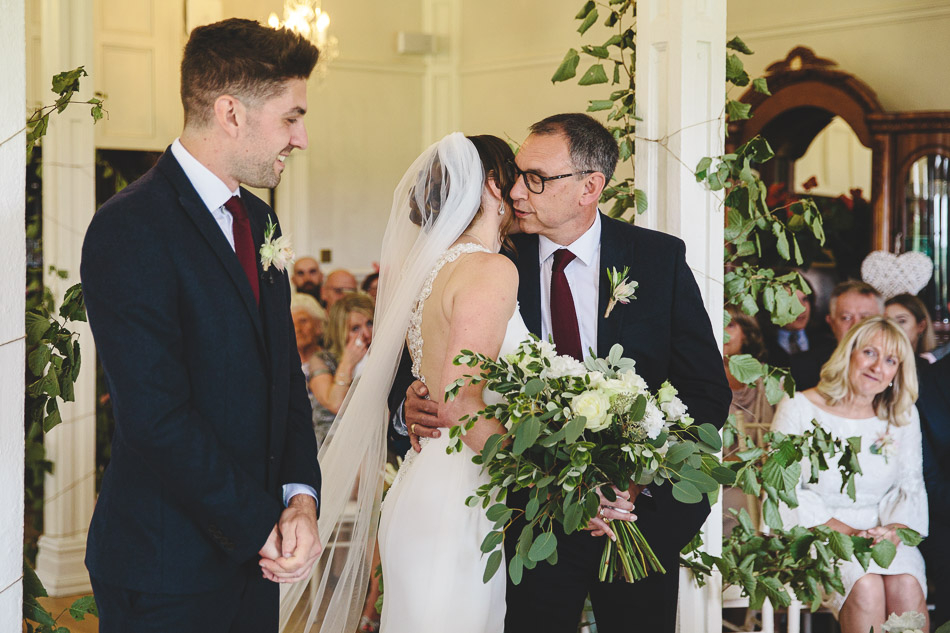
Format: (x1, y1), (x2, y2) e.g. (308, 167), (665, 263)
(81, 19), (321, 633)
(399, 113), (730, 633)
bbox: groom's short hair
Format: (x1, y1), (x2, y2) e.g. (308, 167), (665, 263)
(180, 18), (319, 127)
(529, 113), (619, 183)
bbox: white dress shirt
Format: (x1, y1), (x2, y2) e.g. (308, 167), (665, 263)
(539, 213), (602, 358)
(171, 139), (317, 508)
(171, 139), (241, 251)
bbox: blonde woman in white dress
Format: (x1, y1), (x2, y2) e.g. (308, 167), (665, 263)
(771, 316), (928, 633)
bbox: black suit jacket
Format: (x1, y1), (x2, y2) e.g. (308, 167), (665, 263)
(918, 355), (950, 527)
(81, 149), (321, 594)
(511, 215), (731, 555)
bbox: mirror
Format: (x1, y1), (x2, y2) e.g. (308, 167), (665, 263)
(902, 154), (950, 326)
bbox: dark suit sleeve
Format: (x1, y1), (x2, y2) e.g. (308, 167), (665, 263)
(918, 362), (950, 524)
(667, 241), (731, 431)
(279, 305), (322, 504)
(81, 210), (281, 563)
(387, 346), (414, 458)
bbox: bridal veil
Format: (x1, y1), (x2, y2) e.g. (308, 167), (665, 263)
(279, 133), (485, 632)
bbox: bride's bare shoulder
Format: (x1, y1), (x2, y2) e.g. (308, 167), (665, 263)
(444, 252), (518, 308)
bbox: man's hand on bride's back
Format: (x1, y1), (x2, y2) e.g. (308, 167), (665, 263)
(405, 380), (447, 452)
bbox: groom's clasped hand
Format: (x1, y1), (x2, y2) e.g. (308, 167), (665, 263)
(259, 494), (323, 583)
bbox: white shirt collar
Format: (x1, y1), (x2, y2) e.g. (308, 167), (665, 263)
(538, 212), (602, 265)
(170, 138), (240, 212)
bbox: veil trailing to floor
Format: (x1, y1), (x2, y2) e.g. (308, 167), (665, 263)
(279, 132), (485, 632)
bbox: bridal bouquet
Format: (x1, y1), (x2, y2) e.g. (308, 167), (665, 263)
(446, 337), (730, 584)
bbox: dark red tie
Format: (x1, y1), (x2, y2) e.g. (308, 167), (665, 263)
(551, 248), (583, 361)
(223, 196), (260, 305)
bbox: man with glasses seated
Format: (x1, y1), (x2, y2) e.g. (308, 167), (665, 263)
(399, 112), (730, 633)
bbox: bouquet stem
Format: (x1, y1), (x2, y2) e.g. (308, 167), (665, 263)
(598, 520), (666, 582)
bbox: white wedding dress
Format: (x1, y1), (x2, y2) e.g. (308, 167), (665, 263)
(377, 243), (529, 633)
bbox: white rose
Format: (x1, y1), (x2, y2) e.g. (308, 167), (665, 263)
(545, 354), (587, 380)
(640, 402), (665, 439)
(617, 369), (647, 396)
(571, 390), (612, 433)
(598, 378), (629, 397)
(537, 339), (557, 361)
(585, 370), (606, 388)
(660, 396), (688, 421)
(656, 381), (678, 404)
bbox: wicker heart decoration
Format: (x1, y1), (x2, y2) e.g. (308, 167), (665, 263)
(860, 250), (933, 300)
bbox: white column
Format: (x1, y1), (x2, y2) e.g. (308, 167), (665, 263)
(634, 1), (726, 632)
(422, 0), (461, 144)
(0, 0), (26, 626)
(33, 0), (97, 597)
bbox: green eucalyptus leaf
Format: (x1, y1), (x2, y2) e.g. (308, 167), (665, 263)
(528, 531), (558, 562)
(671, 480), (702, 504)
(480, 530), (504, 554)
(508, 554), (524, 585)
(697, 423), (722, 451)
(483, 549), (503, 583)
(513, 415), (541, 456)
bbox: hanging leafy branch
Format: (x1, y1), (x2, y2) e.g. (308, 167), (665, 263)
(682, 509), (922, 612)
(551, 0), (645, 219)
(22, 67), (101, 633)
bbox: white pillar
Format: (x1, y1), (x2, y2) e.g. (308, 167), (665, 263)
(0, 0), (26, 626)
(634, 1), (726, 632)
(33, 0), (97, 597)
(422, 0), (461, 144)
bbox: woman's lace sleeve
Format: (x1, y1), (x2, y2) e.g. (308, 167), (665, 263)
(879, 405), (929, 535)
(771, 394), (833, 528)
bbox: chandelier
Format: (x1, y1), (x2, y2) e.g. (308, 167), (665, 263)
(268, 0), (339, 77)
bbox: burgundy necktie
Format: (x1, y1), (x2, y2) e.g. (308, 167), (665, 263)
(223, 196), (260, 305)
(551, 248), (583, 361)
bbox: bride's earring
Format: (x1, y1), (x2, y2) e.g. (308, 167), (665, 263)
(498, 202), (505, 215)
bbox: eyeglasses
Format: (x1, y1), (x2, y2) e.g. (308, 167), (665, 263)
(511, 163), (595, 194)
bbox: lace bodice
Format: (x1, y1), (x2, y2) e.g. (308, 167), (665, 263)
(407, 242), (492, 385)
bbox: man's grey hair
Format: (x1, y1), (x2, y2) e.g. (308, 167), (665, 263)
(829, 280), (884, 316)
(529, 113), (619, 183)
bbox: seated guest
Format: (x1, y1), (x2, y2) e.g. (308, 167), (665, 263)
(885, 293), (937, 365)
(290, 293), (328, 408)
(309, 292), (374, 447)
(917, 354), (950, 626)
(362, 271), (379, 302)
(723, 305), (776, 534)
(771, 316), (927, 633)
(293, 256), (323, 300)
(762, 277), (828, 391)
(825, 280), (884, 343)
(320, 268), (358, 308)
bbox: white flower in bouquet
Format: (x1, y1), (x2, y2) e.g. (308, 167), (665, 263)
(640, 401), (665, 439)
(536, 339), (557, 361)
(656, 381), (678, 405)
(571, 390), (612, 432)
(585, 370), (606, 389)
(544, 354), (587, 380)
(617, 369), (647, 396)
(882, 611), (926, 633)
(660, 396), (688, 422)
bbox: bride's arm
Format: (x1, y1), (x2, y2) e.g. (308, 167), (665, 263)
(436, 252), (518, 453)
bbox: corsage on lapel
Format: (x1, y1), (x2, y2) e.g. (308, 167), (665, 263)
(604, 266), (637, 318)
(259, 218), (294, 281)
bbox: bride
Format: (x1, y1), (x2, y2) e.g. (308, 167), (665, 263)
(279, 133), (525, 633)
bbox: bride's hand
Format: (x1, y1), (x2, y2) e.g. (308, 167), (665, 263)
(585, 486), (637, 541)
(404, 380), (445, 452)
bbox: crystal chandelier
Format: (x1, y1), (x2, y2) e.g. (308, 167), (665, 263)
(268, 0), (339, 77)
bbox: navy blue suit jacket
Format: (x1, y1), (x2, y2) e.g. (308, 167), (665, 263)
(918, 355), (950, 527)
(510, 215), (730, 556)
(81, 149), (321, 594)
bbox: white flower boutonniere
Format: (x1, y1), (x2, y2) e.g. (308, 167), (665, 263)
(604, 266), (637, 318)
(259, 219), (295, 273)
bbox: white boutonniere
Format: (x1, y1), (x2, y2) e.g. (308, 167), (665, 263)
(604, 266), (637, 318)
(259, 219), (295, 273)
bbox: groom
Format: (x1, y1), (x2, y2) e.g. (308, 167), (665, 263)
(81, 19), (322, 633)
(399, 113), (730, 632)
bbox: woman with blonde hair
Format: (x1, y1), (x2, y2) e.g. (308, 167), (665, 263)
(771, 316), (928, 633)
(308, 292), (375, 446)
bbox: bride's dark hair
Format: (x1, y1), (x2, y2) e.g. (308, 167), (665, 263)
(466, 134), (517, 247)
